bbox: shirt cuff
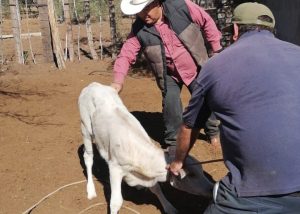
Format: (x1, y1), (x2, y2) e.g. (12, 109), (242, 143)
(211, 42), (223, 53)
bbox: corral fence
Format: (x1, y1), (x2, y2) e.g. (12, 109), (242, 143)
(0, 0), (236, 69)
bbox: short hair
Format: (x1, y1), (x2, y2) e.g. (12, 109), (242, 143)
(237, 23), (275, 37)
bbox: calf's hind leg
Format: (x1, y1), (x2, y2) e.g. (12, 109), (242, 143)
(108, 164), (124, 214)
(82, 123), (97, 199)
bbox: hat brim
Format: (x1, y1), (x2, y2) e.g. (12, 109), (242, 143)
(121, 0), (151, 15)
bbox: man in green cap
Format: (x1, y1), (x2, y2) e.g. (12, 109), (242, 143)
(169, 2), (300, 213)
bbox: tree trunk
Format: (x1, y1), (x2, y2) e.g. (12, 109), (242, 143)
(63, 0), (74, 61)
(9, 0), (24, 64)
(37, 0), (54, 63)
(108, 0), (117, 58)
(24, 0), (36, 64)
(72, 0), (81, 61)
(48, 0), (65, 69)
(84, 0), (98, 60)
(0, 0), (4, 64)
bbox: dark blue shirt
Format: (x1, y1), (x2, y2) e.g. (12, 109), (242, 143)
(183, 30), (300, 197)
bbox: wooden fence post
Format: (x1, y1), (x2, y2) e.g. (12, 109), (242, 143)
(84, 0), (98, 60)
(108, 0), (117, 58)
(72, 0), (81, 61)
(9, 0), (24, 64)
(47, 0), (65, 69)
(37, 0), (54, 63)
(24, 0), (36, 64)
(63, 0), (74, 61)
(0, 0), (3, 64)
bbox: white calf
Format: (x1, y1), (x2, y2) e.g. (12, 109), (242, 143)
(78, 82), (213, 214)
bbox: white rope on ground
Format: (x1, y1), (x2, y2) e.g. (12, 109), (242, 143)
(121, 205), (141, 214)
(21, 179), (87, 214)
(78, 202), (141, 214)
(77, 203), (106, 214)
(21, 178), (141, 214)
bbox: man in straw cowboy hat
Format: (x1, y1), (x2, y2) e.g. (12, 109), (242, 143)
(169, 2), (300, 213)
(111, 0), (223, 152)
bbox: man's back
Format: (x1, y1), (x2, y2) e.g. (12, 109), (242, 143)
(201, 30), (300, 197)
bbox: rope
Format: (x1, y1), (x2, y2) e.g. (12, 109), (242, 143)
(21, 179), (141, 214)
(77, 203), (141, 214)
(21, 180), (87, 214)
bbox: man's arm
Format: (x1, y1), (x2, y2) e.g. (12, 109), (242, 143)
(169, 124), (200, 175)
(185, 0), (222, 53)
(168, 78), (211, 175)
(112, 33), (141, 93)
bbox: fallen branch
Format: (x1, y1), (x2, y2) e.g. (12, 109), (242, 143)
(0, 32), (42, 39)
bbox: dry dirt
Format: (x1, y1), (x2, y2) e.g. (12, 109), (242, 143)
(0, 18), (227, 214)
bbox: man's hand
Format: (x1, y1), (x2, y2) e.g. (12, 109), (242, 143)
(110, 82), (123, 93)
(167, 161), (183, 176)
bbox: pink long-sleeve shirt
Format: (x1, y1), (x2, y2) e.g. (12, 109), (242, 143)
(113, 0), (222, 86)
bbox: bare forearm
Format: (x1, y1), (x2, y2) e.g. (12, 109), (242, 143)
(174, 124), (193, 162)
(168, 124), (199, 175)
(175, 124), (199, 162)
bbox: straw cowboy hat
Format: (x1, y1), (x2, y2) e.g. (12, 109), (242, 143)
(121, 0), (155, 15)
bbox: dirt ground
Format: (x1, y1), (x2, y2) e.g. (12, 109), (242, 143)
(0, 18), (227, 214)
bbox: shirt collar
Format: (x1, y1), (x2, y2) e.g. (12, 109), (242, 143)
(239, 30), (275, 41)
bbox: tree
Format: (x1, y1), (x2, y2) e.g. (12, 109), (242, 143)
(84, 0), (98, 60)
(107, 0), (117, 57)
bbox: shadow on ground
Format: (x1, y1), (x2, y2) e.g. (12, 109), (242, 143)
(132, 111), (210, 145)
(131, 111), (164, 145)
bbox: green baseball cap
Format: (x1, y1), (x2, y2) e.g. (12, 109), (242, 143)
(232, 2), (275, 28)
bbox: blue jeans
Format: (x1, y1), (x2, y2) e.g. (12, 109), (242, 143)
(162, 74), (219, 146)
(204, 181), (300, 214)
